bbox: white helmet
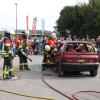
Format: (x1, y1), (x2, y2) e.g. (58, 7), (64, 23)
(51, 32), (56, 38)
(9, 30), (15, 34)
(45, 45), (51, 51)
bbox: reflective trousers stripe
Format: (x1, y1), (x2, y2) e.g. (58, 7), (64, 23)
(3, 65), (9, 78)
(20, 63), (28, 65)
(9, 68), (13, 71)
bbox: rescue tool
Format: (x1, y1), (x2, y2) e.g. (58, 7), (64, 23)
(20, 49), (32, 62)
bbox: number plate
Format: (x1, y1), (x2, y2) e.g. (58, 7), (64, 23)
(78, 59), (84, 62)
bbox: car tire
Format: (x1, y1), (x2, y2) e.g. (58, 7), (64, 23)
(90, 70), (97, 77)
(58, 64), (64, 77)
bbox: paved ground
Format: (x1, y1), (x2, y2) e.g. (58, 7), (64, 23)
(0, 55), (100, 100)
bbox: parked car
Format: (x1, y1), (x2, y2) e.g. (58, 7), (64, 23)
(56, 41), (99, 77)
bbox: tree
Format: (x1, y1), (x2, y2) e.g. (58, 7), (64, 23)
(56, 6), (81, 37)
(56, 0), (100, 39)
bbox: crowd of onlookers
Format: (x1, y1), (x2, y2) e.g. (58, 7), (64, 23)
(13, 36), (47, 55)
(0, 34), (100, 56)
(26, 36), (46, 55)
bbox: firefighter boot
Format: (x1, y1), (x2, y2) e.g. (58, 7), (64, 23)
(3, 74), (11, 80)
(19, 66), (23, 71)
(24, 65), (30, 71)
(9, 71), (14, 77)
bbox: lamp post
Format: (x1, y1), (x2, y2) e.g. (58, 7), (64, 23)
(15, 3), (17, 33)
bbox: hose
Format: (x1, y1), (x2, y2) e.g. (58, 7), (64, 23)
(41, 73), (74, 100)
(42, 73), (100, 100)
(72, 90), (100, 100)
(0, 68), (100, 100)
(0, 88), (55, 100)
(1, 72), (100, 100)
(0, 68), (55, 100)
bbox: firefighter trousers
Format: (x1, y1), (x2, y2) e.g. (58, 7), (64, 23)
(3, 58), (14, 79)
(19, 56), (30, 71)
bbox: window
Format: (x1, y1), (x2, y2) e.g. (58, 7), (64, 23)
(66, 43), (95, 53)
(86, 44), (95, 52)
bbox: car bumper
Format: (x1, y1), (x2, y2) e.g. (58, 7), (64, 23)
(60, 62), (99, 71)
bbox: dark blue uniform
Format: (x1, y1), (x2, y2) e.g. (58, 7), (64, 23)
(2, 33), (14, 79)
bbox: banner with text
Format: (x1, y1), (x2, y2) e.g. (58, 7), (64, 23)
(32, 17), (37, 34)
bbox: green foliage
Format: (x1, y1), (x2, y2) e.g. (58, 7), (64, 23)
(56, 0), (100, 39)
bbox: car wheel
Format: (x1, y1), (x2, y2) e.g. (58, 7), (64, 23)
(58, 65), (64, 77)
(90, 70), (97, 77)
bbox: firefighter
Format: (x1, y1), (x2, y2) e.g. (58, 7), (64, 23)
(2, 30), (16, 80)
(42, 32), (58, 71)
(46, 32), (58, 58)
(18, 31), (30, 71)
(46, 32), (57, 50)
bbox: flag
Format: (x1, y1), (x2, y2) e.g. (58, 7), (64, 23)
(32, 17), (37, 34)
(41, 18), (45, 34)
(26, 15), (29, 34)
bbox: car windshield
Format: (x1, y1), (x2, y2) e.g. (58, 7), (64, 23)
(66, 43), (95, 53)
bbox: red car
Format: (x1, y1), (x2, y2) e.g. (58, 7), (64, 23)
(56, 41), (99, 77)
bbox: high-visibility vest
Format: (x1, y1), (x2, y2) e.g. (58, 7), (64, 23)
(0, 36), (13, 57)
(18, 40), (23, 48)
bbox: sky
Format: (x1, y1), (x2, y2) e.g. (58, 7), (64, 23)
(0, 0), (89, 32)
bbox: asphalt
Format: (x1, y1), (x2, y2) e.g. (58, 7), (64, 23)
(0, 55), (67, 100)
(0, 55), (100, 100)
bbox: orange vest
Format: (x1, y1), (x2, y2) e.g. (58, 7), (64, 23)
(46, 38), (57, 48)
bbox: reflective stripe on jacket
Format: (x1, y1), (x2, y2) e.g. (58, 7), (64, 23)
(0, 35), (13, 57)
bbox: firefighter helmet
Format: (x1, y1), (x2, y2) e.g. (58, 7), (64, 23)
(51, 32), (56, 38)
(9, 30), (15, 34)
(4, 29), (15, 35)
(4, 29), (10, 34)
(45, 45), (51, 51)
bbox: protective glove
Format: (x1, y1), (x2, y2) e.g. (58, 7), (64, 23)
(54, 48), (57, 51)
